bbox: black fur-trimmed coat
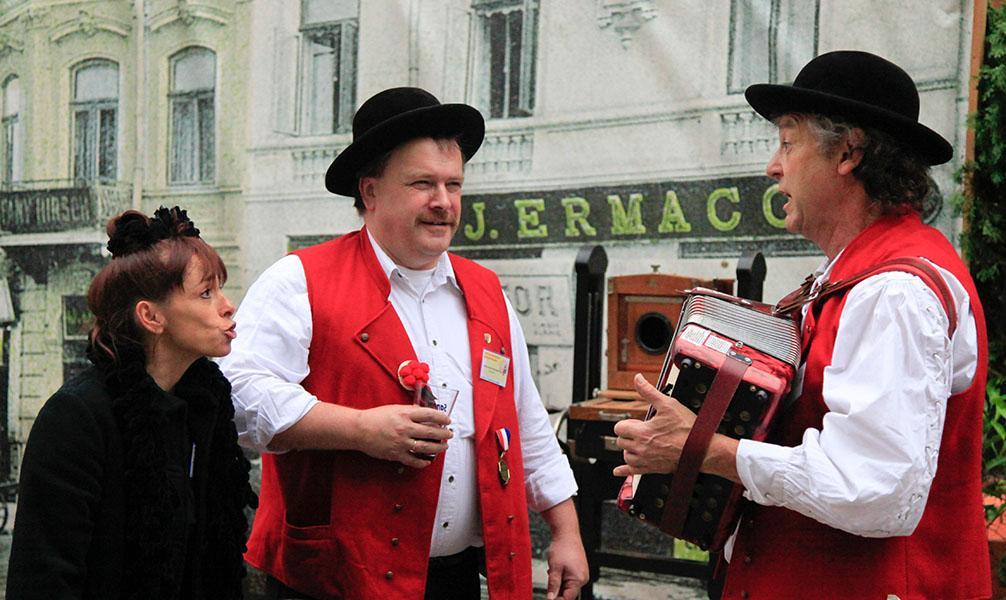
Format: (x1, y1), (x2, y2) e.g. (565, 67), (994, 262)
(6, 356), (256, 600)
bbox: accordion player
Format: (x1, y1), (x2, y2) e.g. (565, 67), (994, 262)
(618, 287), (802, 551)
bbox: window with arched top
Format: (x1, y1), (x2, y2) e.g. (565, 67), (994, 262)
(2, 76), (22, 185)
(72, 60), (119, 182)
(170, 47), (215, 184)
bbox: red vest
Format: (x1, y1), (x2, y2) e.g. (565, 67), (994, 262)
(723, 214), (991, 599)
(244, 229), (534, 599)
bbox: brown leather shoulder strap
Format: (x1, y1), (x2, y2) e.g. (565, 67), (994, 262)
(775, 257), (957, 337)
(816, 257), (957, 338)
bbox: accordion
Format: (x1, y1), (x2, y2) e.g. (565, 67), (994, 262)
(618, 287), (801, 551)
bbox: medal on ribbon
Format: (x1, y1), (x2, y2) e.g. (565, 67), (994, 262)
(495, 427), (511, 486)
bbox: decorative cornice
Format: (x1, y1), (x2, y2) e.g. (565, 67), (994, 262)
(0, 31), (23, 58)
(22, 6), (49, 29)
(50, 9), (131, 44)
(596, 0), (657, 49)
(149, 0), (232, 32)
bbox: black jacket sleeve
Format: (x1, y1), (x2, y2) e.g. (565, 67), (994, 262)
(6, 388), (110, 600)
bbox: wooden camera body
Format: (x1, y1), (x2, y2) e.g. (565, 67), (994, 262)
(605, 273), (733, 392)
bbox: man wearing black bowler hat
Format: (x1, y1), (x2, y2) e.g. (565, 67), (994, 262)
(613, 51), (990, 598)
(221, 87), (588, 599)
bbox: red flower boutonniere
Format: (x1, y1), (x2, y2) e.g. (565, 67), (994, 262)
(397, 360), (430, 391)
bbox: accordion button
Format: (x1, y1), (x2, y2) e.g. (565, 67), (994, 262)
(361, 333), (370, 342)
(734, 425), (746, 436)
(391, 537), (399, 546)
(393, 503), (403, 512)
(701, 511), (713, 522)
(655, 498), (664, 508)
(739, 411), (752, 422)
(508, 514), (515, 522)
(706, 498), (718, 509)
(744, 554), (752, 564)
(385, 571), (394, 580)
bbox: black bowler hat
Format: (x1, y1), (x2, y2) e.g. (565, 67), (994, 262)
(325, 87), (485, 196)
(745, 50), (952, 165)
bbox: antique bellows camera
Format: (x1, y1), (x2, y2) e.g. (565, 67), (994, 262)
(618, 287), (801, 551)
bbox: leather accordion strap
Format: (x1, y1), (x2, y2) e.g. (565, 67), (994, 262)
(659, 353), (750, 537)
(774, 257), (957, 337)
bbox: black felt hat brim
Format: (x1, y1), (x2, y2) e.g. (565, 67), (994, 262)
(325, 103), (485, 197)
(745, 84), (953, 166)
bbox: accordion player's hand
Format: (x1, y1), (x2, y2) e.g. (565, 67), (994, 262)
(612, 373), (740, 483)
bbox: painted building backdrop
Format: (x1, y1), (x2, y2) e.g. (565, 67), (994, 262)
(0, 0), (974, 481)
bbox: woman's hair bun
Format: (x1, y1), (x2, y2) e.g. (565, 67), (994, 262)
(106, 206), (201, 258)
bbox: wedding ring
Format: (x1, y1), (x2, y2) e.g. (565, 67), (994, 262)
(410, 439), (418, 454)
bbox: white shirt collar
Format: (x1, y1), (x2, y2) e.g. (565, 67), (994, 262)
(816, 247), (847, 281)
(365, 228), (460, 293)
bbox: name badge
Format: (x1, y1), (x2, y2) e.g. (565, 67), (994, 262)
(480, 349), (510, 386)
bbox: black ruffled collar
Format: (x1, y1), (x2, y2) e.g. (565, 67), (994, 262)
(91, 345), (254, 600)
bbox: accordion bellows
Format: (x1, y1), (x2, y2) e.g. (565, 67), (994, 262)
(620, 288), (801, 551)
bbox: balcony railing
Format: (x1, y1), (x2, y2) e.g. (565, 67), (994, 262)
(0, 180), (133, 235)
(720, 109), (776, 156)
(291, 146), (343, 185)
(467, 127), (534, 178)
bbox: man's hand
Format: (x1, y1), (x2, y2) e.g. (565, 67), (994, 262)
(541, 499), (589, 600)
(612, 373), (697, 477)
(612, 373), (741, 482)
(355, 404), (452, 468)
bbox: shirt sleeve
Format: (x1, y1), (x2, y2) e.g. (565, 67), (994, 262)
(735, 269), (971, 537)
(217, 255), (319, 453)
(506, 296), (579, 512)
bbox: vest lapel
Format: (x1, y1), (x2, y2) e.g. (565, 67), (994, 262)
(354, 302), (418, 384)
(470, 316), (508, 441)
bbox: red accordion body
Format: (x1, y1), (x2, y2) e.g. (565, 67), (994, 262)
(618, 288), (801, 551)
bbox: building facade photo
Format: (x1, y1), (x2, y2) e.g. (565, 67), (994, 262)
(0, 0), (975, 501)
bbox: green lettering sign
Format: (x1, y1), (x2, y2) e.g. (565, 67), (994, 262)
(707, 187), (741, 232)
(514, 198), (548, 239)
(561, 196), (597, 237)
(464, 201), (487, 241)
(762, 184), (787, 229)
(608, 193), (646, 235)
(658, 190), (692, 233)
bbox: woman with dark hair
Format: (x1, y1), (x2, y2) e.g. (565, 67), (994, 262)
(6, 206), (256, 600)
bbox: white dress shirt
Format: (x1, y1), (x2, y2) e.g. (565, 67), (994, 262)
(733, 254), (978, 545)
(219, 232), (577, 557)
